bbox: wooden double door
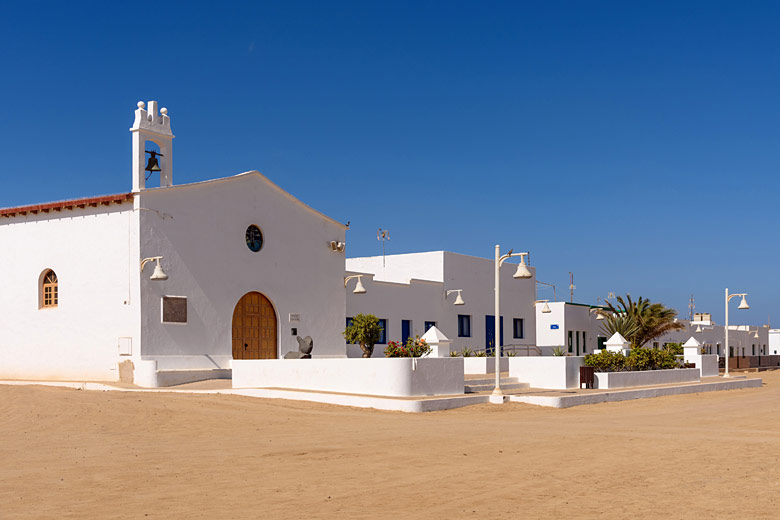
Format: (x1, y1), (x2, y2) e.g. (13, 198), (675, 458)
(232, 292), (277, 359)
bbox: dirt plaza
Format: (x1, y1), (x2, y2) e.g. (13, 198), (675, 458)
(1, 371), (778, 520)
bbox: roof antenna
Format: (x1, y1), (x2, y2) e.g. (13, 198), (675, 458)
(377, 228), (390, 267)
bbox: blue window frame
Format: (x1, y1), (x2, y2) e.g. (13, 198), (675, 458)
(377, 319), (387, 344)
(401, 320), (411, 344)
(458, 315), (471, 337)
(513, 318), (524, 339)
(345, 317), (354, 343)
(424, 321), (437, 332)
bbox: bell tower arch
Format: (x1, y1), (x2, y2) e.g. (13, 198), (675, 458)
(130, 100), (174, 192)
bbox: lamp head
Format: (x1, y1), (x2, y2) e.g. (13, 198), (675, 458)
(695, 324), (703, 333)
(150, 259), (168, 281)
(513, 256), (532, 279)
(595, 312), (605, 321)
(453, 291), (465, 306)
(738, 295), (750, 310)
(352, 276), (367, 294)
(542, 301), (551, 313)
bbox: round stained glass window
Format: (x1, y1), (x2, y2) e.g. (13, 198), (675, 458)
(245, 225), (264, 252)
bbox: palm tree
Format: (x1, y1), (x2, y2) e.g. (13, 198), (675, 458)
(598, 294), (684, 348)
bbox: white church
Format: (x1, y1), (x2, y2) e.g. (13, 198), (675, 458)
(0, 101), (349, 387)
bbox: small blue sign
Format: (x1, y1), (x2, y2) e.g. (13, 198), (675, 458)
(550, 324), (559, 330)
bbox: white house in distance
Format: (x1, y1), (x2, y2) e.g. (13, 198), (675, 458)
(0, 101), (348, 387)
(534, 301), (606, 355)
(345, 251), (537, 357)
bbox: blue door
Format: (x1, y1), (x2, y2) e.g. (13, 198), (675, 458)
(401, 320), (411, 344)
(485, 315), (504, 355)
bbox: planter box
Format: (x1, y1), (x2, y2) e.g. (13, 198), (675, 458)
(508, 356), (584, 389)
(463, 357), (509, 374)
(594, 368), (700, 389)
(232, 357), (464, 397)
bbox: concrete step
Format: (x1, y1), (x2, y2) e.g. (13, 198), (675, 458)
(464, 376), (520, 386)
(464, 379), (529, 393)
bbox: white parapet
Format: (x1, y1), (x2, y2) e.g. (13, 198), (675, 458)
(463, 357), (509, 374)
(508, 356), (584, 389)
(594, 368), (700, 389)
(232, 357), (465, 397)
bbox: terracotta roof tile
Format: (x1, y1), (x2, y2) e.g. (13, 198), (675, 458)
(0, 193), (134, 218)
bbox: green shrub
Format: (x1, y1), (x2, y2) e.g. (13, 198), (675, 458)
(584, 349), (626, 372)
(665, 342), (684, 356)
(461, 347), (474, 357)
(626, 347), (680, 371)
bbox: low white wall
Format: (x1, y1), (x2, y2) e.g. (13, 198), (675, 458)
(508, 356), (584, 389)
(685, 354), (719, 377)
(463, 357), (509, 374)
(232, 357), (465, 397)
(594, 368), (700, 389)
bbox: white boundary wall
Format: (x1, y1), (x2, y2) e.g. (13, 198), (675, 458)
(508, 356), (583, 389)
(232, 357), (465, 397)
(594, 368), (700, 389)
(685, 354), (719, 377)
(463, 357), (508, 374)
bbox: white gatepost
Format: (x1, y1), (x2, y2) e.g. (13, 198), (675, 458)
(605, 332), (631, 355)
(421, 326), (452, 358)
(683, 337), (701, 360)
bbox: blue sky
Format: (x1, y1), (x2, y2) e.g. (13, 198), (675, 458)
(1, 1), (778, 325)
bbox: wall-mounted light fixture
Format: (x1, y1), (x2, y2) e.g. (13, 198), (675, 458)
(695, 324), (703, 333)
(446, 289), (465, 306)
(329, 241), (346, 253)
(589, 307), (606, 321)
(535, 299), (551, 314)
(344, 274), (366, 294)
(140, 256), (168, 281)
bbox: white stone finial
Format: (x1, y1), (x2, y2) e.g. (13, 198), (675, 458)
(160, 107), (168, 115)
(137, 101), (145, 109)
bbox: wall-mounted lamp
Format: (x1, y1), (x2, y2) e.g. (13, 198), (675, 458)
(140, 256), (168, 281)
(344, 274), (366, 294)
(329, 241), (346, 253)
(535, 299), (551, 313)
(695, 324), (703, 333)
(446, 289), (465, 306)
(589, 308), (606, 320)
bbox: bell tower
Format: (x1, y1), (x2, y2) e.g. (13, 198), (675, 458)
(130, 100), (174, 192)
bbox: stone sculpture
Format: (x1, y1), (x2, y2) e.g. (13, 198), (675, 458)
(283, 336), (314, 359)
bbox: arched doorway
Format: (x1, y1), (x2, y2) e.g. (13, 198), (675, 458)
(232, 292), (277, 359)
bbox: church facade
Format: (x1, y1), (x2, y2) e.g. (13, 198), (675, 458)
(0, 101), (348, 386)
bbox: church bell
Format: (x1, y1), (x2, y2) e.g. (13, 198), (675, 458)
(145, 150), (163, 173)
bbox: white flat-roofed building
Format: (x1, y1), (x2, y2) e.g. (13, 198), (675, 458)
(345, 251), (537, 357)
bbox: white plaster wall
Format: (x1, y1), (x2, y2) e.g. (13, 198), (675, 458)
(463, 357), (508, 374)
(136, 172), (347, 362)
(232, 357), (465, 396)
(344, 275), (446, 358)
(0, 205), (140, 381)
(594, 368), (700, 389)
(347, 252), (444, 283)
(770, 330), (780, 355)
(345, 251), (537, 356)
(508, 356), (583, 389)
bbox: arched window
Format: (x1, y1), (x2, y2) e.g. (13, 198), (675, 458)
(41, 270), (58, 308)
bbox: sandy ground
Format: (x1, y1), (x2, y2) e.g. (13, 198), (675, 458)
(1, 372), (779, 520)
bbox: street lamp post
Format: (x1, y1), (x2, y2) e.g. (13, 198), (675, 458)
(490, 244), (532, 404)
(724, 288), (749, 377)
